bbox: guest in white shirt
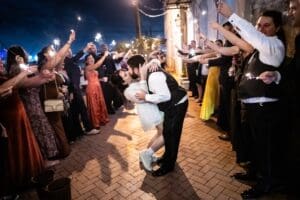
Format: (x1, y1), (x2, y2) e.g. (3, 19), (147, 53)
(218, 1), (286, 199)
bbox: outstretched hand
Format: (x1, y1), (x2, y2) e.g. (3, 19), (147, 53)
(198, 32), (207, 40)
(217, 1), (233, 18)
(198, 33), (208, 47)
(68, 29), (76, 43)
(135, 90), (146, 101)
(198, 56), (207, 64)
(25, 65), (38, 74)
(258, 71), (278, 84)
(103, 50), (109, 57)
(210, 22), (221, 30)
(0, 86), (13, 98)
(41, 69), (56, 83)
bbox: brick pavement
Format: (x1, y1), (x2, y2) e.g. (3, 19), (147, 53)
(20, 95), (289, 200)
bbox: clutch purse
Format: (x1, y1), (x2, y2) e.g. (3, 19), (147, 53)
(43, 77), (64, 113)
(44, 99), (64, 112)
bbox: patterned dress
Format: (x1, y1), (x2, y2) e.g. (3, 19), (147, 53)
(85, 70), (109, 128)
(20, 87), (59, 159)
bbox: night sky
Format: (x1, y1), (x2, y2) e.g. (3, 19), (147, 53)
(0, 0), (164, 56)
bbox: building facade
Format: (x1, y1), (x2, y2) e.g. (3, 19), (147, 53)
(164, 0), (291, 77)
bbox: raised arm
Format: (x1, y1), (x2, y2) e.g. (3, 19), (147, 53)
(181, 55), (201, 63)
(85, 51), (109, 71)
(123, 49), (133, 61)
(194, 46), (214, 54)
(209, 22), (254, 54)
(43, 30), (76, 70)
(19, 69), (55, 88)
(181, 52), (218, 64)
(72, 42), (92, 62)
(217, 1), (284, 66)
(0, 70), (28, 91)
(206, 41), (241, 56)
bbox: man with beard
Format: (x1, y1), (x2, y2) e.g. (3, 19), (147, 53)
(127, 55), (188, 176)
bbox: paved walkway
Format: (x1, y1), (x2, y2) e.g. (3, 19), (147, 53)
(21, 95), (288, 200)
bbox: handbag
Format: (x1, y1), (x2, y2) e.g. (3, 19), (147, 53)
(43, 78), (64, 113)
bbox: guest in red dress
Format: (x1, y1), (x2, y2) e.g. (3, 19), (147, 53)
(84, 52), (109, 128)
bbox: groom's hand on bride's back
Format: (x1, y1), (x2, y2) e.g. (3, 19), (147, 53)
(135, 90), (146, 101)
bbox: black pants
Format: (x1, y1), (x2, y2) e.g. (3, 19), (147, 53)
(61, 109), (78, 142)
(161, 100), (188, 170)
(234, 102), (254, 164)
(230, 89), (249, 163)
(70, 91), (92, 136)
(243, 101), (286, 185)
(287, 116), (300, 191)
(101, 81), (124, 113)
(217, 84), (232, 132)
(187, 64), (198, 97)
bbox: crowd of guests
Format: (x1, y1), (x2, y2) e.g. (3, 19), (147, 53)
(178, 0), (300, 199)
(0, 29), (159, 199)
(1, 0), (300, 199)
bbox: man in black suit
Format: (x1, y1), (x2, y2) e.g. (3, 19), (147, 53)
(96, 44), (123, 114)
(64, 43), (99, 141)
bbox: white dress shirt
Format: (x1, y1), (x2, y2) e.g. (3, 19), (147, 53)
(228, 13), (285, 67)
(142, 72), (171, 104)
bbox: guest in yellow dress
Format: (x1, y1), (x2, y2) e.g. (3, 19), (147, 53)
(200, 66), (220, 120)
(200, 40), (223, 120)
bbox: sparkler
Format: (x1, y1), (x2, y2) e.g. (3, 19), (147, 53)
(245, 72), (260, 80)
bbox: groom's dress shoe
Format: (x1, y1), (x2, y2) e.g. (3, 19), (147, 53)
(241, 188), (265, 199)
(218, 133), (230, 141)
(155, 157), (164, 166)
(152, 167), (173, 177)
(241, 183), (271, 199)
(232, 172), (257, 182)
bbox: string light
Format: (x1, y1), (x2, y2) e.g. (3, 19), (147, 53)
(142, 4), (164, 11)
(138, 8), (167, 18)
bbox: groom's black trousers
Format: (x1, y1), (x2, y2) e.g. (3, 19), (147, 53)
(161, 100), (188, 170)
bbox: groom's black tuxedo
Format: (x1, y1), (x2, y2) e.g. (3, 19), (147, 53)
(147, 69), (188, 175)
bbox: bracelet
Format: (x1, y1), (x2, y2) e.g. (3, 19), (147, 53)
(66, 41), (72, 45)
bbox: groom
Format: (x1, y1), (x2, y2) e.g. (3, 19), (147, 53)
(127, 55), (188, 176)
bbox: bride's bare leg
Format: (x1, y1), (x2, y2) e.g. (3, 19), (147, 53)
(140, 123), (164, 171)
(149, 124), (164, 152)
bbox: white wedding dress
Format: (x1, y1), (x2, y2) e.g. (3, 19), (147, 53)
(124, 81), (164, 132)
